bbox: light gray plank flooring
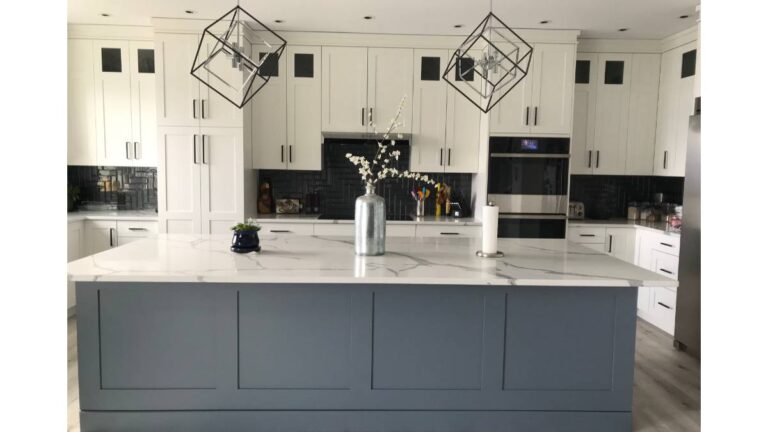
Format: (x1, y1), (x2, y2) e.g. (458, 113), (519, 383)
(66, 316), (700, 432)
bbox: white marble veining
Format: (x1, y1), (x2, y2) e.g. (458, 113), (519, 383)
(67, 210), (158, 223)
(253, 214), (480, 226)
(569, 218), (680, 236)
(67, 234), (677, 287)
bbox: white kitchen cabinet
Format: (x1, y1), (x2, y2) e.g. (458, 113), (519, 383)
(625, 54), (660, 175)
(259, 223), (315, 236)
(68, 39), (98, 166)
(415, 225), (481, 238)
(567, 226), (606, 244)
(116, 220), (159, 245)
(158, 127), (247, 235)
(67, 220), (85, 312)
(286, 46), (322, 170)
(85, 220), (118, 256)
(490, 43), (575, 136)
(367, 48), (414, 134)
(593, 54), (632, 175)
(605, 227), (637, 263)
(570, 53), (598, 175)
(649, 287), (677, 334)
(410, 49), (479, 174)
(322, 46), (369, 133)
(651, 249), (679, 279)
(93, 40), (157, 166)
(654, 41), (697, 177)
(252, 46), (322, 171)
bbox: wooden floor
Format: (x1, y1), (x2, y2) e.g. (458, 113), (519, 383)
(66, 317), (700, 432)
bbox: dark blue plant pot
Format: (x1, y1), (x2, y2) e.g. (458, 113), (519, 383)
(230, 230), (261, 253)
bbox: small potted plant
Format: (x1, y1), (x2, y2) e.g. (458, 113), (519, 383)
(230, 219), (261, 253)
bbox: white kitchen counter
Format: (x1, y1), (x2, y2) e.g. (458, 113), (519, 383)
(67, 209), (158, 222)
(67, 233), (677, 287)
(569, 218), (680, 237)
(253, 214), (480, 226)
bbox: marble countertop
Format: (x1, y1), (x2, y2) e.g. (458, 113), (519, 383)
(569, 218), (680, 236)
(67, 234), (677, 287)
(253, 214), (480, 226)
(67, 209), (159, 222)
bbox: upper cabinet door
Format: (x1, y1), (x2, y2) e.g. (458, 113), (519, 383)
(322, 46), (368, 133)
(489, 42), (534, 135)
(411, 50), (448, 173)
(68, 39), (98, 166)
(570, 54), (598, 175)
(625, 53), (660, 175)
(252, 48), (288, 170)
(197, 39), (245, 128)
(130, 41), (157, 166)
(287, 46), (322, 171)
(593, 54), (632, 175)
(93, 40), (134, 165)
(367, 48), (414, 134)
(199, 128), (244, 235)
(155, 33), (200, 127)
(530, 43), (576, 135)
(445, 49), (481, 173)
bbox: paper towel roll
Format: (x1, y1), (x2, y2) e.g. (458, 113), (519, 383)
(481, 204), (499, 254)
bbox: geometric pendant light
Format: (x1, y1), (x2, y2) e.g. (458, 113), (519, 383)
(191, 5), (287, 109)
(443, 12), (533, 113)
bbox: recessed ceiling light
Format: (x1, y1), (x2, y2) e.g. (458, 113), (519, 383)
(453, 24), (463, 28)
(100, 13), (110, 17)
(363, 16), (374, 20)
(185, 10), (195, 15)
(679, 15), (689, 19)
(274, 19), (284, 23)
(618, 28), (629, 32)
(539, 20), (551, 24)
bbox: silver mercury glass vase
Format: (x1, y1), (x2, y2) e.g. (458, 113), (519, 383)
(355, 183), (386, 256)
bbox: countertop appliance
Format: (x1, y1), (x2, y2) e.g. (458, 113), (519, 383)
(674, 97), (700, 358)
(487, 137), (570, 238)
(568, 201), (585, 219)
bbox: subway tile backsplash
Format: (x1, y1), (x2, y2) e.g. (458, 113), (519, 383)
(67, 165), (157, 211)
(569, 175), (684, 219)
(258, 139), (473, 218)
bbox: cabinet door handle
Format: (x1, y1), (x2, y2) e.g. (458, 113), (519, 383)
(134, 142), (140, 159)
(588, 150), (592, 168)
(657, 301), (672, 310)
(663, 150), (668, 169)
(659, 268), (673, 275)
(525, 107), (530, 125)
(534, 106), (538, 125)
(361, 108), (365, 126)
(660, 242), (674, 248)
(125, 141), (130, 159)
(596, 150), (600, 168)
(447, 148), (452, 166)
(440, 232), (460, 235)
(202, 99), (207, 119)
(281, 145), (284, 163)
(109, 228), (114, 247)
(128, 227), (148, 231)
(369, 108), (373, 126)
(193, 135), (198, 164)
(579, 234), (596, 237)
(193, 99), (197, 119)
(440, 148), (444, 166)
(289, 145), (293, 163)
(270, 229), (291, 233)
(202, 135), (207, 164)
(608, 235), (613, 253)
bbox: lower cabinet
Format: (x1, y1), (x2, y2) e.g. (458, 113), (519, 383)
(257, 222), (477, 238)
(85, 220), (118, 256)
(605, 227), (636, 263)
(414, 225), (481, 238)
(67, 221), (86, 313)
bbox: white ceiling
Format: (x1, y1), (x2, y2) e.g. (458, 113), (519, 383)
(68, 0), (699, 40)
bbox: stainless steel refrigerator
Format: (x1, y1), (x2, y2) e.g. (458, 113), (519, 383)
(674, 97), (701, 358)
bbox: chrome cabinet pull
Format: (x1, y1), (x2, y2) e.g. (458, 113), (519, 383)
(440, 148), (444, 166)
(447, 148), (452, 166)
(660, 242), (674, 248)
(128, 227), (148, 231)
(134, 142), (140, 159)
(596, 150), (600, 168)
(193, 135), (198, 164)
(369, 107), (373, 126)
(579, 234), (596, 237)
(193, 99), (197, 119)
(281, 145), (284, 163)
(125, 141), (131, 159)
(202, 135), (207, 164)
(289, 145), (293, 163)
(657, 301), (672, 310)
(534, 106), (538, 125)
(202, 99), (207, 119)
(361, 108), (365, 126)
(525, 107), (530, 125)
(663, 150), (668, 169)
(608, 235), (613, 253)
(270, 229), (291, 233)
(659, 268), (673, 275)
(588, 150), (592, 168)
(440, 232), (460, 235)
(109, 228), (114, 247)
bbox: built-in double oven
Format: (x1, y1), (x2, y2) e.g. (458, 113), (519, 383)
(487, 137), (570, 238)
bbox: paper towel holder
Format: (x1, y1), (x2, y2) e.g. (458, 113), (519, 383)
(476, 201), (504, 258)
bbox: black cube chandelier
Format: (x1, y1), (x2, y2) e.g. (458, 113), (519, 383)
(443, 12), (533, 113)
(191, 5), (286, 109)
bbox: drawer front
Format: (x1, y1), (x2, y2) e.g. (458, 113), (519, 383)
(652, 234), (680, 256)
(313, 224), (354, 236)
(259, 223), (314, 236)
(652, 250), (679, 280)
(650, 287), (677, 335)
(116, 236), (146, 246)
(581, 243), (606, 253)
(116, 220), (159, 237)
(567, 226), (606, 244)
(415, 225), (481, 238)
(386, 224), (417, 237)
(86, 220), (117, 230)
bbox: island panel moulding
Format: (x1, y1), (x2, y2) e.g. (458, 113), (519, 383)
(191, 5), (287, 108)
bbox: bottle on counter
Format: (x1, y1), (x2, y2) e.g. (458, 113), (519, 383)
(627, 202), (640, 221)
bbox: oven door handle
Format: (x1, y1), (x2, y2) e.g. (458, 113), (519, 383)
(498, 214), (568, 220)
(489, 153), (570, 159)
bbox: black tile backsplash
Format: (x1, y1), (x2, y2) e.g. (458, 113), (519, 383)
(569, 175), (684, 219)
(67, 166), (157, 211)
(258, 139), (473, 218)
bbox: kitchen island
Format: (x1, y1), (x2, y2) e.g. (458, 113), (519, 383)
(68, 234), (677, 432)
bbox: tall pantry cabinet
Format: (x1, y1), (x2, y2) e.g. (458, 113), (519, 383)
(155, 31), (256, 235)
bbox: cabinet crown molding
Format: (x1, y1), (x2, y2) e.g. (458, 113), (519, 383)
(68, 24), (154, 40)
